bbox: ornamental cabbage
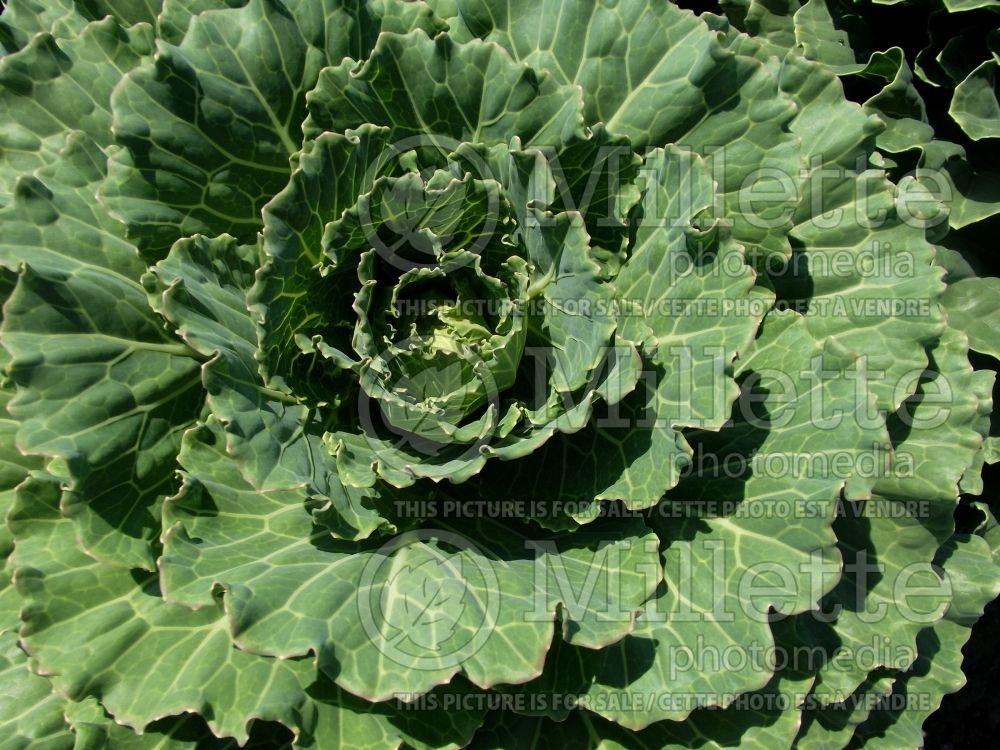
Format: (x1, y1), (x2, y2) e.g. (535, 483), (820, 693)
(0, 0), (998, 748)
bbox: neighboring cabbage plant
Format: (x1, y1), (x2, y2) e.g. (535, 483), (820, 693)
(0, 0), (998, 748)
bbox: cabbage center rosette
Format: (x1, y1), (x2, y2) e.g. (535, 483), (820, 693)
(324, 142), (532, 479)
(252, 119), (633, 488)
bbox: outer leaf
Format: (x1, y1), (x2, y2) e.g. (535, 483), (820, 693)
(710, 26), (946, 432)
(725, 0), (801, 58)
(860, 49), (935, 154)
(791, 0), (943, 163)
(950, 59), (1000, 140)
(794, 335), (992, 709)
(766, 50), (945, 415)
(940, 277), (1000, 359)
(793, 499), (955, 705)
(0, 18), (152, 196)
(102, 0), (311, 254)
(519, 309), (884, 729)
(470, 666), (814, 749)
(0, 132), (147, 280)
(305, 30), (583, 147)
(793, 0), (862, 72)
(146, 234), (391, 539)
(848, 532), (1000, 748)
(613, 149), (763, 437)
(0, 123), (201, 571)
(160, 421), (662, 702)
(872, 328), (994, 502)
(0, 252), (202, 569)
(0, 0), (83, 55)
(67, 703), (240, 749)
(942, 0), (1000, 9)
(103, 0), (442, 255)
(794, 672), (895, 750)
(455, 0), (801, 260)
(680, 310), (891, 504)
(0, 270), (42, 566)
(72, 1), (166, 27)
(155, 0), (246, 44)
(0, 631), (73, 750)
(9, 473), (481, 748)
(918, 143), (1000, 230)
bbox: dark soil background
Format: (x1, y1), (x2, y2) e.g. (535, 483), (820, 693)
(923, 457), (1000, 748)
(923, 597), (1000, 749)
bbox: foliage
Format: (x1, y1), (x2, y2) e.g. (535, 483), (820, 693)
(1, 0), (998, 747)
